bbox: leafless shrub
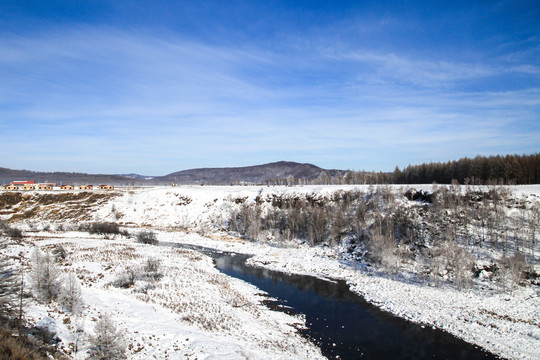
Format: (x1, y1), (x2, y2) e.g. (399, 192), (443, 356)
(136, 230), (157, 245)
(113, 267), (137, 289)
(142, 257), (162, 281)
(425, 243), (474, 289)
(444, 243), (474, 290)
(368, 234), (399, 274)
(51, 245), (66, 261)
(4, 227), (23, 239)
(113, 257), (163, 288)
(88, 222), (121, 235)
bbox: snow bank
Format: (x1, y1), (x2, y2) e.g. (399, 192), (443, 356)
(10, 233), (324, 359)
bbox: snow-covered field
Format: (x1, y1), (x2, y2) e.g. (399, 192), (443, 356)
(1, 184), (540, 359)
(5, 231), (324, 359)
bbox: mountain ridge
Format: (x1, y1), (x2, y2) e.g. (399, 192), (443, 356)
(0, 161), (332, 185)
(155, 161), (328, 184)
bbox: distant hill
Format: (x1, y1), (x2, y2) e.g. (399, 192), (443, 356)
(0, 167), (140, 186)
(0, 162), (332, 186)
(156, 161), (328, 184)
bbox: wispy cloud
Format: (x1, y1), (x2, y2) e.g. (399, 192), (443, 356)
(0, 23), (539, 174)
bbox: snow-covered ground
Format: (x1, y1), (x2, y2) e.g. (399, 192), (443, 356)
(5, 231), (324, 359)
(2, 184), (540, 359)
(157, 231), (540, 360)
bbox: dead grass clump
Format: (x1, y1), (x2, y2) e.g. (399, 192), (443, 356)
(74, 244), (138, 263)
(0, 192), (23, 209)
(9, 207), (39, 222)
(171, 248), (204, 261)
(0, 328), (44, 360)
(174, 194), (192, 206)
(102, 246), (139, 262)
(33, 192), (89, 205)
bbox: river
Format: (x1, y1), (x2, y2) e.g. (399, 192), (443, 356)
(174, 243), (499, 359)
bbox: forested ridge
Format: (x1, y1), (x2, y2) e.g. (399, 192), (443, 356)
(394, 153), (540, 185)
(327, 153), (540, 185)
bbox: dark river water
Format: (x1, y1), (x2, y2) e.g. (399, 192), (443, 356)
(172, 243), (500, 360)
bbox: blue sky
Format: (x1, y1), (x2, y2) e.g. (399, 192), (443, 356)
(1, 0), (539, 175)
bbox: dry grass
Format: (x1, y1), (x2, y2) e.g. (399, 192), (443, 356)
(0, 192), (23, 208)
(75, 244), (139, 263)
(5, 192), (119, 222)
(0, 328), (44, 360)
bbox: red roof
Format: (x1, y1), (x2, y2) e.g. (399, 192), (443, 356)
(13, 181), (35, 185)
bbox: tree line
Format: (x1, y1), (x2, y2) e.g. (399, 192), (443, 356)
(394, 153), (540, 185)
(306, 153), (540, 185)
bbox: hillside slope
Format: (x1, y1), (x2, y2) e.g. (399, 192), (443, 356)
(0, 161), (332, 185)
(0, 167), (137, 186)
(157, 161), (326, 184)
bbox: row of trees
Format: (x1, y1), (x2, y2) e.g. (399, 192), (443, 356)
(394, 153), (540, 185)
(304, 153), (540, 186)
(228, 185), (539, 291)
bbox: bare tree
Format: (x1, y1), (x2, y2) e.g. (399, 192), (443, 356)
(308, 207), (327, 245)
(370, 234), (399, 274)
(286, 175), (295, 186)
(29, 248), (62, 303)
(497, 254), (528, 294)
(445, 243), (474, 290)
(87, 314), (126, 360)
(246, 204), (262, 242)
(529, 202), (540, 260)
(0, 245), (20, 323)
(316, 171), (331, 185)
(61, 272), (82, 313)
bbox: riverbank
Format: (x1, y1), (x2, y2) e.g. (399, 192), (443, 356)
(3, 225), (539, 359)
(160, 231), (540, 360)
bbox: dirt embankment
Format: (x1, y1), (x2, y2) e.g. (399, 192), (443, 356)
(0, 191), (119, 222)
